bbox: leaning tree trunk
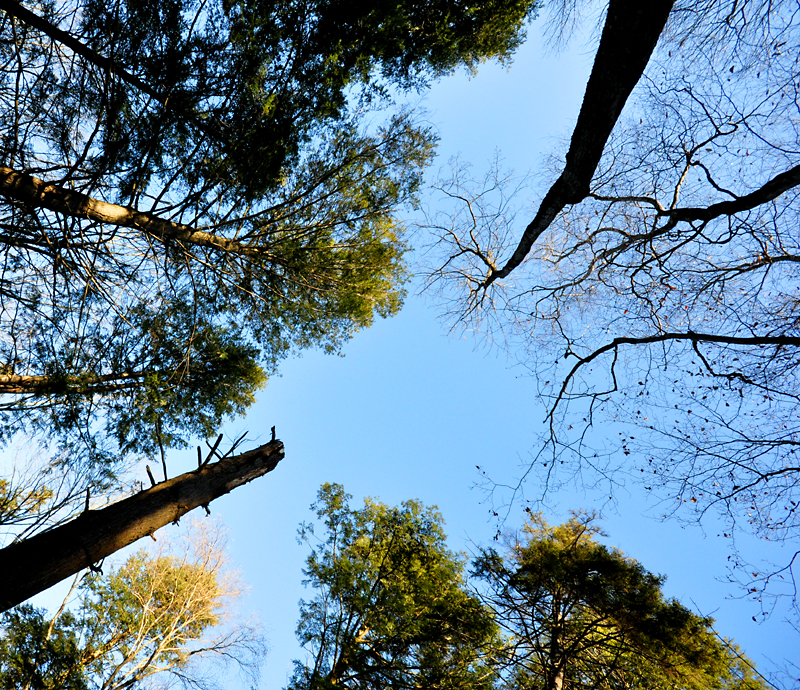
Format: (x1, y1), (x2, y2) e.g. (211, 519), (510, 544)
(0, 166), (265, 258)
(487, 0), (675, 285)
(0, 439), (284, 612)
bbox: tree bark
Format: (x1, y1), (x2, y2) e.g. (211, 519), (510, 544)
(546, 592), (565, 690)
(0, 166), (272, 260)
(0, 439), (284, 612)
(0, 371), (143, 395)
(667, 163), (800, 223)
(488, 0), (675, 285)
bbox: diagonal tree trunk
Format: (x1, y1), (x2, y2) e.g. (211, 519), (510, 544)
(0, 166), (272, 260)
(0, 438), (284, 612)
(487, 0), (675, 285)
(0, 371), (146, 395)
(0, 0), (166, 103)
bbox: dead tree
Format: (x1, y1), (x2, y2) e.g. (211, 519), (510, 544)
(0, 439), (284, 612)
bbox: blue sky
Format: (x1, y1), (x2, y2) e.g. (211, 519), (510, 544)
(31, 11), (799, 688)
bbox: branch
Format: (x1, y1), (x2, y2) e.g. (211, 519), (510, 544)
(0, 438), (284, 611)
(0, 166), (272, 260)
(487, 0), (675, 285)
(0, 371), (145, 395)
(1, 2), (256, 168)
(553, 331), (800, 414)
(665, 163), (800, 223)
(0, 0), (167, 103)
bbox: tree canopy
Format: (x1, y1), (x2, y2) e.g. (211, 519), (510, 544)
(0, 0), (539, 474)
(425, 0), (800, 604)
(289, 483), (501, 690)
(0, 0), (540, 578)
(473, 513), (768, 690)
(291, 490), (768, 690)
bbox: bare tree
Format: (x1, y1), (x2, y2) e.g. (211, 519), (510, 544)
(425, 0), (800, 611)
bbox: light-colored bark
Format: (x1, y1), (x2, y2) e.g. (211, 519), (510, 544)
(0, 166), (269, 259)
(0, 438), (284, 611)
(0, 372), (143, 395)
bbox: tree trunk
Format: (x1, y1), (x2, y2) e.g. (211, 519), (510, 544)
(0, 439), (284, 612)
(1, 0), (165, 103)
(489, 0), (675, 284)
(0, 166), (270, 259)
(0, 371), (144, 395)
(547, 593), (566, 690)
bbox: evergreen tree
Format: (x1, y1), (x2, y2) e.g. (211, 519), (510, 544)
(0, 606), (87, 690)
(0, 0), (539, 591)
(289, 483), (501, 690)
(0, 0), (539, 470)
(473, 513), (767, 690)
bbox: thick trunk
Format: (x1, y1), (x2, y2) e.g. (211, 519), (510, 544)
(0, 439), (284, 612)
(489, 0), (675, 284)
(0, 166), (270, 260)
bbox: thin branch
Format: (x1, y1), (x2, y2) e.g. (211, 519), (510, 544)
(552, 331), (800, 417)
(0, 0), (167, 103)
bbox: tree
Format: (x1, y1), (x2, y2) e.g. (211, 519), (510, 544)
(0, 0), (539, 592)
(0, 519), (267, 690)
(473, 513), (768, 690)
(425, 0), (800, 604)
(288, 483), (501, 690)
(0, 0), (538, 469)
(0, 438), (283, 612)
(0, 606), (88, 690)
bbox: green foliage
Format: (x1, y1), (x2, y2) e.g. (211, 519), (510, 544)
(11, 300), (267, 464)
(473, 513), (768, 690)
(0, 478), (52, 528)
(211, 115), (433, 356)
(0, 605), (88, 690)
(74, 0), (540, 198)
(79, 550), (222, 681)
(107, 304), (268, 457)
(289, 483), (501, 690)
(0, 0), (537, 475)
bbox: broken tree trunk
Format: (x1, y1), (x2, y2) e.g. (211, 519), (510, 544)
(0, 439), (284, 612)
